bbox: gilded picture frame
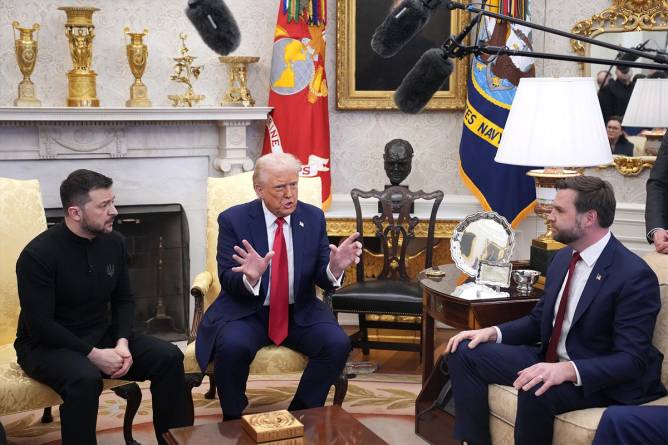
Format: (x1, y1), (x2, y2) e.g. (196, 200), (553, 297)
(336, 0), (469, 110)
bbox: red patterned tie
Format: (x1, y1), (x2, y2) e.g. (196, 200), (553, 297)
(269, 217), (289, 345)
(545, 252), (582, 362)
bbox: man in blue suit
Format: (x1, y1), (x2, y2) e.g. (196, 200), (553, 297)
(445, 176), (666, 445)
(195, 152), (362, 420)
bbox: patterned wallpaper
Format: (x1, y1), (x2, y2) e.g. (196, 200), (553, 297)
(0, 0), (643, 203)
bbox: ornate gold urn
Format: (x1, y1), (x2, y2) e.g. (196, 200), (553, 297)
(58, 6), (100, 107)
(219, 56), (260, 107)
(12, 22), (41, 107)
(124, 27), (151, 107)
(12, 21), (42, 107)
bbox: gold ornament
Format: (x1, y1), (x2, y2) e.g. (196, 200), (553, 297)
(168, 33), (204, 107)
(58, 6), (100, 107)
(12, 22), (41, 107)
(124, 27), (151, 107)
(219, 56), (259, 107)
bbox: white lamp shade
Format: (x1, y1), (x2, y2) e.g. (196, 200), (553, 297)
(495, 77), (613, 167)
(622, 79), (668, 128)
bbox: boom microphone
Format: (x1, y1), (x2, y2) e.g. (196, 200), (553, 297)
(394, 48), (454, 113)
(185, 0), (240, 56)
(371, 0), (443, 58)
(393, 11), (478, 113)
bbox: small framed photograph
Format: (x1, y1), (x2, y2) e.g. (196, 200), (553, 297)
(476, 260), (512, 288)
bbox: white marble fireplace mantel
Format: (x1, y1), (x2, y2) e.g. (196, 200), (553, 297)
(0, 106), (271, 175)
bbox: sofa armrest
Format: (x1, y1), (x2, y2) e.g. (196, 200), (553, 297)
(188, 271), (213, 344)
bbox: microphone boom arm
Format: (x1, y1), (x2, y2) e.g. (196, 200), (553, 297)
(461, 45), (668, 71)
(444, 1), (668, 68)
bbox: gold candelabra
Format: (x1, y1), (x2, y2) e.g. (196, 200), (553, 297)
(58, 6), (100, 107)
(168, 33), (204, 107)
(124, 27), (151, 107)
(219, 56), (259, 107)
(12, 22), (41, 107)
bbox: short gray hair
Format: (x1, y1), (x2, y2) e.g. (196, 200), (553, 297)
(253, 152), (302, 186)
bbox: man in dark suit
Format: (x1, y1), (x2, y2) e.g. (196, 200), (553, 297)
(445, 176), (666, 445)
(645, 132), (668, 252)
(593, 405), (668, 445)
(195, 152), (362, 420)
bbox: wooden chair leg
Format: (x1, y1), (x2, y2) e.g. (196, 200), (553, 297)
(205, 373), (217, 399)
(41, 407), (53, 423)
(333, 372), (348, 406)
(184, 373), (204, 426)
(358, 314), (370, 356)
(111, 383), (142, 445)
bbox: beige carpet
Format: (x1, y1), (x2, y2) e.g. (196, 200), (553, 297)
(2, 373), (427, 445)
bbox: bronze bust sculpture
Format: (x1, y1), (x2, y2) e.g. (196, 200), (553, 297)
(383, 139), (414, 185)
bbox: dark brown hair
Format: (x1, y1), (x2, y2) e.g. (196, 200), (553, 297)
(60, 169), (113, 211)
(555, 176), (616, 228)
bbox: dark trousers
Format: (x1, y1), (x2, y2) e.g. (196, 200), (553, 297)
(212, 305), (351, 419)
(446, 340), (611, 445)
(17, 332), (189, 445)
(593, 405), (668, 445)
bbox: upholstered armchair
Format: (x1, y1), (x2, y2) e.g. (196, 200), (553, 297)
(182, 172), (348, 421)
(487, 250), (668, 444)
(0, 178), (141, 445)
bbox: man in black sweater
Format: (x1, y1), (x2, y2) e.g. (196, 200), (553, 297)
(14, 169), (189, 444)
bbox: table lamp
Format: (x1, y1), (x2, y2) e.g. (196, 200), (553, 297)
(622, 78), (668, 155)
(495, 77), (613, 273)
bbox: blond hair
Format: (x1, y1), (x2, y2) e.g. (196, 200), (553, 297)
(253, 152), (302, 186)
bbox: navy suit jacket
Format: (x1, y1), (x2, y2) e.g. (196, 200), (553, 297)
(499, 235), (666, 404)
(195, 199), (338, 372)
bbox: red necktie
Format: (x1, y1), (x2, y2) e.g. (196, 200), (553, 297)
(545, 252), (581, 363)
(269, 217), (289, 345)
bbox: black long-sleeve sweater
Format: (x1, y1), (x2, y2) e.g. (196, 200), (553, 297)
(14, 222), (134, 356)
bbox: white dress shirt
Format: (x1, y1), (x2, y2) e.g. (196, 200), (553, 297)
(242, 201), (343, 304)
(495, 231), (611, 385)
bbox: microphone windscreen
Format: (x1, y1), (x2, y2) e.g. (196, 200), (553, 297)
(186, 0), (240, 56)
(371, 0), (437, 58)
(394, 48), (453, 114)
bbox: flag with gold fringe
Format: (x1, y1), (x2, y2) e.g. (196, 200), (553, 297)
(262, 0), (332, 209)
(458, 0), (536, 228)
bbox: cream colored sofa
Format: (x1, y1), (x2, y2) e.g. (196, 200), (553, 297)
(488, 251), (668, 445)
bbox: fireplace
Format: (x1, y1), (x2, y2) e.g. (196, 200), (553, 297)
(46, 204), (190, 342)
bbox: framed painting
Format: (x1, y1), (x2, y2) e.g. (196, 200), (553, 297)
(336, 0), (469, 110)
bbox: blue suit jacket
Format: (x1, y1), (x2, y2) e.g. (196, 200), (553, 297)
(195, 199), (338, 371)
(499, 235), (666, 404)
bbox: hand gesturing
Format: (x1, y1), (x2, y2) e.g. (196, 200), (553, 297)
(231, 239), (274, 285)
(329, 232), (362, 278)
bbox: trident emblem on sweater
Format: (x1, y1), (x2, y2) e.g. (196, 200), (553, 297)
(106, 264), (115, 277)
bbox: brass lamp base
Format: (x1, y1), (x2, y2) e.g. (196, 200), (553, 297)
(640, 129), (666, 156)
(527, 168), (581, 274)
